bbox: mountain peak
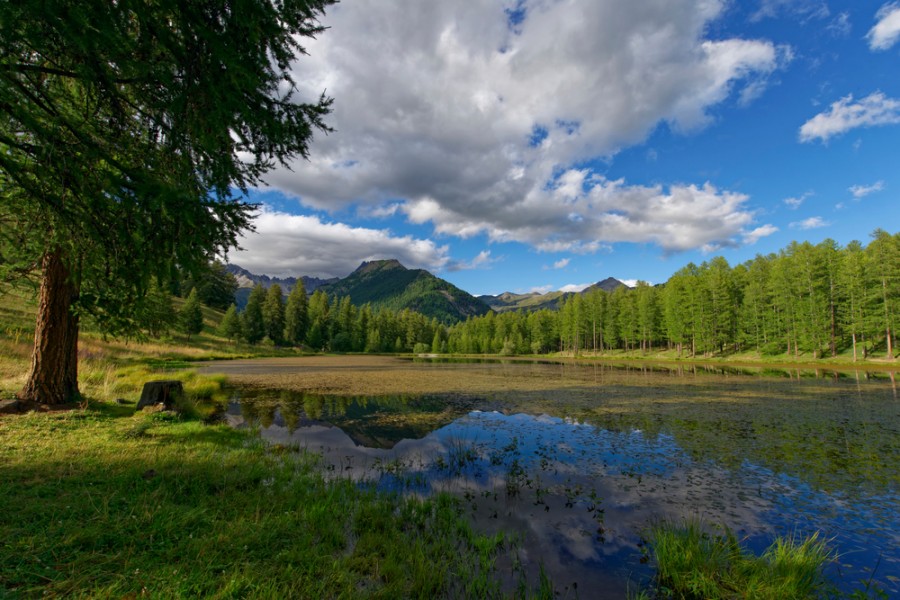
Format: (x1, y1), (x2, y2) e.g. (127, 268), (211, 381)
(584, 277), (628, 293)
(354, 259), (407, 275)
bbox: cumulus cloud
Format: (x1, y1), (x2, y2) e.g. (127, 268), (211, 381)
(264, 0), (784, 255)
(401, 177), (762, 254)
(849, 181), (885, 199)
(868, 3), (900, 50)
(230, 208), (451, 278)
(799, 92), (900, 142)
(742, 224), (779, 244)
(790, 216), (829, 230)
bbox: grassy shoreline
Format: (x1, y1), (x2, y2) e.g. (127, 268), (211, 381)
(1, 403), (522, 598)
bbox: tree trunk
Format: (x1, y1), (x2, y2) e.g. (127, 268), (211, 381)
(19, 249), (81, 405)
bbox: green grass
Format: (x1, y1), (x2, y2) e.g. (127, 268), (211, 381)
(641, 520), (833, 600)
(0, 405), (520, 598)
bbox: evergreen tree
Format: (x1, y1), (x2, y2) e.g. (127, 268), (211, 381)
(181, 261), (239, 310)
(262, 284), (285, 345)
(840, 241), (871, 361)
(2, 0), (335, 404)
(307, 290), (331, 349)
(431, 329), (443, 353)
(866, 230), (899, 358)
(180, 289), (204, 338)
(242, 284), (266, 344)
(138, 279), (176, 339)
(283, 281), (309, 346)
(217, 303), (244, 342)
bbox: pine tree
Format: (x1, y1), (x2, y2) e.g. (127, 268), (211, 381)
(180, 289), (204, 339)
(242, 284), (267, 344)
(283, 281), (309, 346)
(217, 303), (244, 342)
(262, 284), (285, 345)
(139, 279), (176, 339)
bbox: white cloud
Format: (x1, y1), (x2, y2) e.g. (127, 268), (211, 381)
(401, 177), (761, 254)
(799, 92), (900, 142)
(551, 258), (571, 270)
(558, 282), (593, 293)
(262, 0), (784, 256)
(618, 279), (640, 288)
(742, 224), (778, 244)
(230, 207), (450, 278)
(783, 191), (812, 209)
(447, 250), (498, 272)
(849, 181), (885, 199)
(868, 3), (900, 50)
(790, 216), (829, 230)
(827, 12), (852, 37)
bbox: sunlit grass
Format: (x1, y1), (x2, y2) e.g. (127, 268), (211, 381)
(0, 405), (515, 598)
(642, 520), (832, 600)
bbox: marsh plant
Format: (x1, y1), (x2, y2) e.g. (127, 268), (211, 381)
(640, 520), (833, 600)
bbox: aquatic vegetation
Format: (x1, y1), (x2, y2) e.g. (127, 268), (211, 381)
(644, 520), (832, 600)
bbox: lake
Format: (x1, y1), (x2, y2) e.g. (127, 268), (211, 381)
(202, 356), (900, 598)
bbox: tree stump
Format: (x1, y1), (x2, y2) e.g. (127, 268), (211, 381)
(0, 398), (20, 414)
(136, 380), (184, 411)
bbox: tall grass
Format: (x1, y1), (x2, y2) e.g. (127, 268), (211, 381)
(643, 519), (832, 600)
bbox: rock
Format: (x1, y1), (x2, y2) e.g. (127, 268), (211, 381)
(136, 380), (184, 411)
(0, 398), (20, 415)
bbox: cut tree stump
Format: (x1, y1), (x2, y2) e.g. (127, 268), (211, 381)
(136, 380), (184, 411)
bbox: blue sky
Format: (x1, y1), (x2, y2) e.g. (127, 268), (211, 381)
(230, 0), (899, 296)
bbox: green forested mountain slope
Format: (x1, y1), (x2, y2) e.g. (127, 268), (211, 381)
(322, 260), (491, 324)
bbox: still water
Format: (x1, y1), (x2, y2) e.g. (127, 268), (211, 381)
(213, 359), (900, 597)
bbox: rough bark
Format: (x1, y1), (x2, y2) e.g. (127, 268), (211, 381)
(19, 250), (80, 405)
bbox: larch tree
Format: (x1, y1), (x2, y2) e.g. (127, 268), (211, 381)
(180, 289), (204, 339)
(242, 284), (267, 345)
(283, 280), (309, 346)
(217, 304), (244, 343)
(262, 284), (285, 345)
(1, 0), (335, 404)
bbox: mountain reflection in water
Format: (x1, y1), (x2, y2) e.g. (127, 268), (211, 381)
(226, 372), (899, 599)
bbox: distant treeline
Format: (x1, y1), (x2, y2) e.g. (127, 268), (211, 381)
(148, 229), (897, 361)
(448, 229), (897, 360)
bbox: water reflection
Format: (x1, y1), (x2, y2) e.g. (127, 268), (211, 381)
(227, 380), (900, 598)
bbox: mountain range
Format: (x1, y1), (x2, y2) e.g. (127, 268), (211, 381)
(478, 277), (627, 313)
(227, 260), (628, 323)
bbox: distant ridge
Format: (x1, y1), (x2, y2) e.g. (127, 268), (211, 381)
(226, 264), (338, 309)
(480, 277), (629, 313)
(228, 261), (629, 318)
